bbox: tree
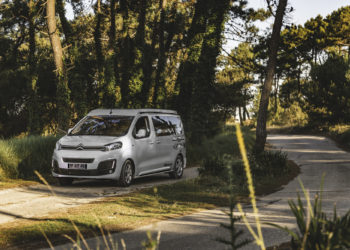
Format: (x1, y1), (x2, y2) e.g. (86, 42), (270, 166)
(46, 0), (71, 130)
(254, 0), (288, 153)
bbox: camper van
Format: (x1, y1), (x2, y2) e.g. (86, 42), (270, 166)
(52, 109), (186, 186)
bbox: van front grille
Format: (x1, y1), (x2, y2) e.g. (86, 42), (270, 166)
(61, 145), (105, 151)
(62, 158), (94, 163)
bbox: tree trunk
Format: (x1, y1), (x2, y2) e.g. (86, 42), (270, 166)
(27, 0), (40, 134)
(176, 0), (209, 129)
(109, 0), (117, 50)
(137, 0), (155, 106)
(46, 0), (71, 130)
(110, 0), (121, 105)
(152, 0), (166, 106)
(238, 107), (243, 125)
(56, 0), (73, 44)
(119, 0), (133, 107)
(244, 106), (250, 120)
(189, 0), (230, 142)
(254, 0), (288, 153)
(94, 0), (104, 100)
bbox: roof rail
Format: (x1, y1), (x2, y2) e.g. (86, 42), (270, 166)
(138, 109), (177, 115)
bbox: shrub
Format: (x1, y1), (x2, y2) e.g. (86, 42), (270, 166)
(251, 150), (289, 178)
(198, 154), (226, 177)
(272, 180), (350, 249)
(198, 150), (289, 188)
(188, 126), (255, 165)
(0, 135), (59, 180)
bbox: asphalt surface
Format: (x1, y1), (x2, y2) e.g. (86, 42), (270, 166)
(47, 134), (350, 250)
(0, 167), (198, 225)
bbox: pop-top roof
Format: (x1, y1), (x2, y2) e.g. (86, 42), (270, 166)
(87, 109), (178, 116)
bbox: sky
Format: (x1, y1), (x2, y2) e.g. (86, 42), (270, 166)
(224, 0), (350, 50)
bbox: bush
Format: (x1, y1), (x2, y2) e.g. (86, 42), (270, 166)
(274, 183), (350, 249)
(198, 150), (289, 187)
(0, 135), (59, 180)
(198, 154), (226, 177)
(188, 126), (255, 165)
(251, 150), (289, 178)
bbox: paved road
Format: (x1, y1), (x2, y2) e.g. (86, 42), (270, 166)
(48, 134), (350, 250)
(0, 167), (198, 225)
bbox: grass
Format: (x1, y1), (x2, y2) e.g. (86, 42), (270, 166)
(0, 179), (230, 249)
(0, 179), (38, 190)
(0, 135), (59, 182)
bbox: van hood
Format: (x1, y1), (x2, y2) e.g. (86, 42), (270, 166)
(59, 135), (120, 147)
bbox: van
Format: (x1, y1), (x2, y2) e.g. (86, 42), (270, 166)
(52, 109), (186, 186)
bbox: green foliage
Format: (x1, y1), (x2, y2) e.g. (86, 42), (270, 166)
(198, 150), (289, 187)
(198, 154), (226, 177)
(0, 136), (59, 180)
(189, 126), (255, 165)
(255, 6), (350, 129)
(268, 100), (308, 127)
(271, 180), (350, 249)
(0, 0), (257, 140)
(302, 55), (350, 125)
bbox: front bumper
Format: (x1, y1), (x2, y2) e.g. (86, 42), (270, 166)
(52, 149), (123, 180)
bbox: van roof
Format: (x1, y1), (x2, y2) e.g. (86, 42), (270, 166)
(87, 109), (178, 116)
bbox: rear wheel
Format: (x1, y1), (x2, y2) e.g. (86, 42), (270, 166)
(57, 177), (73, 186)
(169, 155), (184, 179)
(119, 160), (134, 187)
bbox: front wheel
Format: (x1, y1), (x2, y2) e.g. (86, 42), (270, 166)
(169, 155), (184, 179)
(118, 160), (134, 187)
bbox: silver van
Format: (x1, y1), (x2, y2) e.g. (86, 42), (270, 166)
(52, 109), (186, 186)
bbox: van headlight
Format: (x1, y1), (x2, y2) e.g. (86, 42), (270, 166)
(103, 142), (122, 151)
(55, 142), (62, 150)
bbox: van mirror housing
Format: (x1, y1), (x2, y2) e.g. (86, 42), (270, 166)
(136, 129), (147, 138)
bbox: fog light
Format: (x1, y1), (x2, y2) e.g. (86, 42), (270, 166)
(98, 160), (116, 171)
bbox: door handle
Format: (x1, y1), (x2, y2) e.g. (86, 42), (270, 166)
(156, 140), (161, 144)
(149, 141), (154, 144)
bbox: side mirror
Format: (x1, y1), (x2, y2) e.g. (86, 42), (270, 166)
(67, 128), (73, 134)
(136, 129), (147, 138)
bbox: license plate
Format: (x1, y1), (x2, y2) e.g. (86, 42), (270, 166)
(68, 163), (87, 169)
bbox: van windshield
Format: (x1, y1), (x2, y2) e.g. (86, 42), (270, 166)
(69, 116), (134, 136)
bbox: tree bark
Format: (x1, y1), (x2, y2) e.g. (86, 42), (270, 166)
(109, 0), (117, 50)
(46, 0), (71, 129)
(27, 0), (40, 134)
(189, 0), (230, 142)
(56, 0), (73, 44)
(254, 0), (288, 153)
(94, 0), (104, 75)
(176, 0), (209, 128)
(47, 0), (64, 74)
(137, 0), (154, 106)
(119, 0), (133, 107)
(152, 0), (166, 106)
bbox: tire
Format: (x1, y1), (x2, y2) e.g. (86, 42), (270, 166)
(169, 155), (184, 179)
(57, 177), (73, 186)
(119, 160), (134, 187)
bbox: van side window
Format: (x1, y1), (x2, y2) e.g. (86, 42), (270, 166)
(152, 116), (183, 136)
(133, 116), (150, 138)
(152, 116), (174, 136)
